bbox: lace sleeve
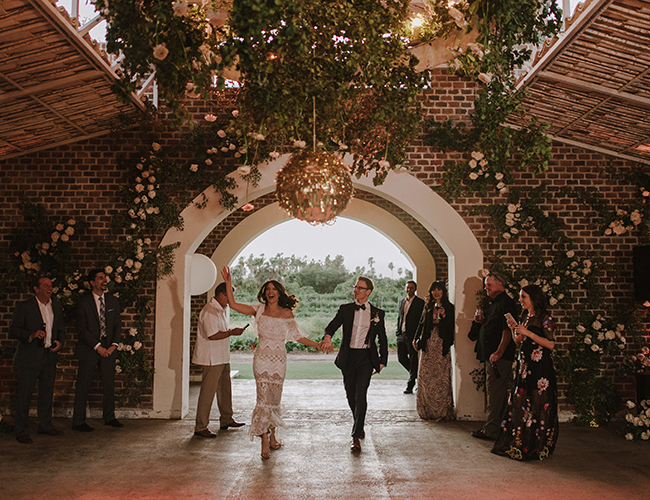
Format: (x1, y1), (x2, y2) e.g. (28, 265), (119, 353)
(286, 317), (307, 342)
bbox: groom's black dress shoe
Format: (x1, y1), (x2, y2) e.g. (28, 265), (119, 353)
(350, 437), (361, 452)
(105, 419), (124, 428)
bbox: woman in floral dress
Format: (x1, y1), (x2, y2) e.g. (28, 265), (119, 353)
(412, 281), (455, 421)
(221, 267), (322, 459)
(491, 284), (559, 461)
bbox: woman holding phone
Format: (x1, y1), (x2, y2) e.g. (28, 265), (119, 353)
(412, 281), (455, 421)
(221, 267), (323, 459)
(492, 284), (559, 461)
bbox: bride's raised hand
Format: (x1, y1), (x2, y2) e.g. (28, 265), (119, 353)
(221, 266), (232, 284)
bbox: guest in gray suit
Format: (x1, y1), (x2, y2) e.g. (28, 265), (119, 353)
(72, 268), (123, 431)
(9, 276), (66, 444)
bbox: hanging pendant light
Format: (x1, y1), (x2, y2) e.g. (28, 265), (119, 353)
(275, 150), (354, 225)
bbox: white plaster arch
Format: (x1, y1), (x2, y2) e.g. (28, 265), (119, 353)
(154, 157), (484, 420)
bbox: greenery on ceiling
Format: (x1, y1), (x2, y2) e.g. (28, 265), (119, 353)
(97, 0), (427, 186)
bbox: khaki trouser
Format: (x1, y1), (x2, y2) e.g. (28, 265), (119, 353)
(195, 363), (233, 431)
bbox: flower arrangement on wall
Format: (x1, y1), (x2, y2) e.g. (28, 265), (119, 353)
(622, 400), (650, 441)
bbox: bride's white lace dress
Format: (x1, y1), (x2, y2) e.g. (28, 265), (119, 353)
(249, 304), (306, 439)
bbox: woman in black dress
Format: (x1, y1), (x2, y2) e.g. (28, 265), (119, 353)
(412, 281), (455, 421)
(491, 284), (559, 461)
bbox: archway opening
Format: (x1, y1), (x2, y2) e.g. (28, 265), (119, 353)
(154, 157), (483, 420)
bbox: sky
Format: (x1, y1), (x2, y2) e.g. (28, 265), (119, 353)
(234, 218), (413, 278)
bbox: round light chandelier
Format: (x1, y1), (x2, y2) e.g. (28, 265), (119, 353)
(275, 151), (354, 225)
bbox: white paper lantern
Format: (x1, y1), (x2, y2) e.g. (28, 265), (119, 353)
(190, 254), (217, 295)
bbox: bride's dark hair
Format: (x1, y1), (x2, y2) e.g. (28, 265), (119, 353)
(257, 280), (299, 310)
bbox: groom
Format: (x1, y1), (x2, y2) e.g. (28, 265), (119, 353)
(321, 276), (388, 453)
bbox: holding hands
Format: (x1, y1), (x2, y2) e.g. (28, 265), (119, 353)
(320, 336), (333, 354)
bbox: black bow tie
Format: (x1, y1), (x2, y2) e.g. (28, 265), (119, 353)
(355, 303), (366, 311)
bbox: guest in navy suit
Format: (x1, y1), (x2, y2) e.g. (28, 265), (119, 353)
(72, 268), (123, 431)
(321, 276), (388, 453)
(9, 276), (66, 444)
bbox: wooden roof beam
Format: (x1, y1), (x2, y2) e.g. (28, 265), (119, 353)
(0, 69), (104, 105)
(538, 71), (650, 110)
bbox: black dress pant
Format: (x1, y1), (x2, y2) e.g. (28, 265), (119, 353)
(73, 353), (116, 426)
(397, 336), (418, 388)
(342, 349), (374, 438)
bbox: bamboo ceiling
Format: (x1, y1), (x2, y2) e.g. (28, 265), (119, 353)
(0, 0), (145, 161)
(511, 0), (650, 166)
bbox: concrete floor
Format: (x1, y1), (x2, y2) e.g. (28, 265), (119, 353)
(2, 375), (649, 499)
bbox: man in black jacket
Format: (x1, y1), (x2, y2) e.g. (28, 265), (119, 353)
(469, 272), (518, 440)
(9, 276), (66, 443)
(72, 269), (123, 431)
(396, 280), (425, 394)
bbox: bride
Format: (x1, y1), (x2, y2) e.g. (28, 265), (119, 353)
(221, 266), (323, 459)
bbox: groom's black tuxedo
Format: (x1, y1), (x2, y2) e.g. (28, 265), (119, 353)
(324, 301), (388, 439)
(325, 302), (388, 371)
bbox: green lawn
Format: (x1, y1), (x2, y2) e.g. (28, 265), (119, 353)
(231, 359), (408, 380)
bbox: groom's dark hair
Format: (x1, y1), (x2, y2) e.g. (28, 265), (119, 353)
(357, 276), (374, 292)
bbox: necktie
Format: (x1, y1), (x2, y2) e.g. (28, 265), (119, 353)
(99, 296), (106, 338)
(355, 303), (366, 311)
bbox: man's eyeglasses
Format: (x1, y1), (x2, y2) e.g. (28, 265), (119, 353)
(353, 286), (369, 290)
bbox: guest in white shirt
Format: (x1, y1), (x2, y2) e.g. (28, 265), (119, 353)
(193, 282), (246, 438)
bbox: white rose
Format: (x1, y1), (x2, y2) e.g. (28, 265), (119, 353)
(591, 344), (600, 352)
(105, 266), (113, 274)
(508, 204), (517, 213)
(469, 172), (478, 180)
(566, 250), (575, 258)
(592, 320), (602, 330)
(205, 158), (213, 165)
(269, 151), (280, 158)
(125, 259), (134, 268)
(60, 234), (69, 242)
(605, 330), (615, 340)
(495, 173), (503, 180)
(549, 297), (558, 306)
(153, 44), (169, 61)
(294, 140), (306, 148)
(232, 110), (239, 117)
(135, 184), (144, 193)
(469, 159), (477, 169)
(625, 433), (634, 440)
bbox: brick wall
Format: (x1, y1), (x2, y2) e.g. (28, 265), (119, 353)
(1, 69), (647, 416)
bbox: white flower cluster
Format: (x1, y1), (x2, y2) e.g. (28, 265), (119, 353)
(561, 251), (593, 285)
(631, 346), (650, 371)
(104, 238), (150, 284)
(17, 219), (77, 273)
(128, 156), (160, 229)
(51, 219), (76, 244)
(577, 316), (626, 354)
(502, 203), (532, 239)
(516, 276), (566, 307)
(604, 208), (643, 236)
(624, 400), (650, 441)
(467, 151), (507, 194)
(58, 270), (84, 298)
